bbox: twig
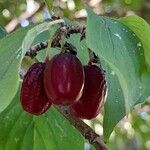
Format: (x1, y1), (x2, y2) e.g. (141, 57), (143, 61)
(25, 25), (85, 57)
(56, 106), (107, 150)
(66, 26), (85, 39)
(25, 41), (77, 58)
(25, 42), (48, 58)
(88, 48), (100, 64)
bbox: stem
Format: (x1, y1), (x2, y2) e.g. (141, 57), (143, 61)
(25, 41), (77, 58)
(45, 39), (52, 62)
(44, 19), (65, 61)
(55, 106), (107, 150)
(25, 41), (48, 58)
(88, 48), (100, 64)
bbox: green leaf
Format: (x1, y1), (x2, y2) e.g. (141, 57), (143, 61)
(85, 6), (149, 140)
(0, 89), (84, 150)
(63, 17), (79, 26)
(119, 16), (150, 71)
(0, 26), (7, 39)
(101, 63), (126, 140)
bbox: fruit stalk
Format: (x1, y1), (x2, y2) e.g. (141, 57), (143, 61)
(55, 106), (107, 150)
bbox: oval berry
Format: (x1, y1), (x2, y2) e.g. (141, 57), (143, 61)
(70, 65), (107, 120)
(44, 52), (85, 105)
(20, 62), (52, 115)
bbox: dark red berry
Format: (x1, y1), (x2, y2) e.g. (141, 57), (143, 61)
(70, 65), (107, 120)
(44, 52), (85, 105)
(20, 62), (52, 115)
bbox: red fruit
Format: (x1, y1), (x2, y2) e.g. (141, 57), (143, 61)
(70, 65), (107, 120)
(20, 62), (52, 115)
(44, 52), (84, 105)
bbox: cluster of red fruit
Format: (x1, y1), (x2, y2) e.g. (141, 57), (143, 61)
(20, 52), (107, 120)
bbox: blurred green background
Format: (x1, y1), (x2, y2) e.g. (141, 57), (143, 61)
(0, 0), (150, 150)
(1, 0), (150, 32)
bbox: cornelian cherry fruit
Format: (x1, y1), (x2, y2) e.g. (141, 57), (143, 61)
(44, 52), (85, 105)
(20, 62), (52, 115)
(70, 64), (107, 120)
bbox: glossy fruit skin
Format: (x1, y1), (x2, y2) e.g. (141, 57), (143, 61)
(44, 52), (85, 105)
(20, 63), (52, 115)
(70, 65), (107, 120)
